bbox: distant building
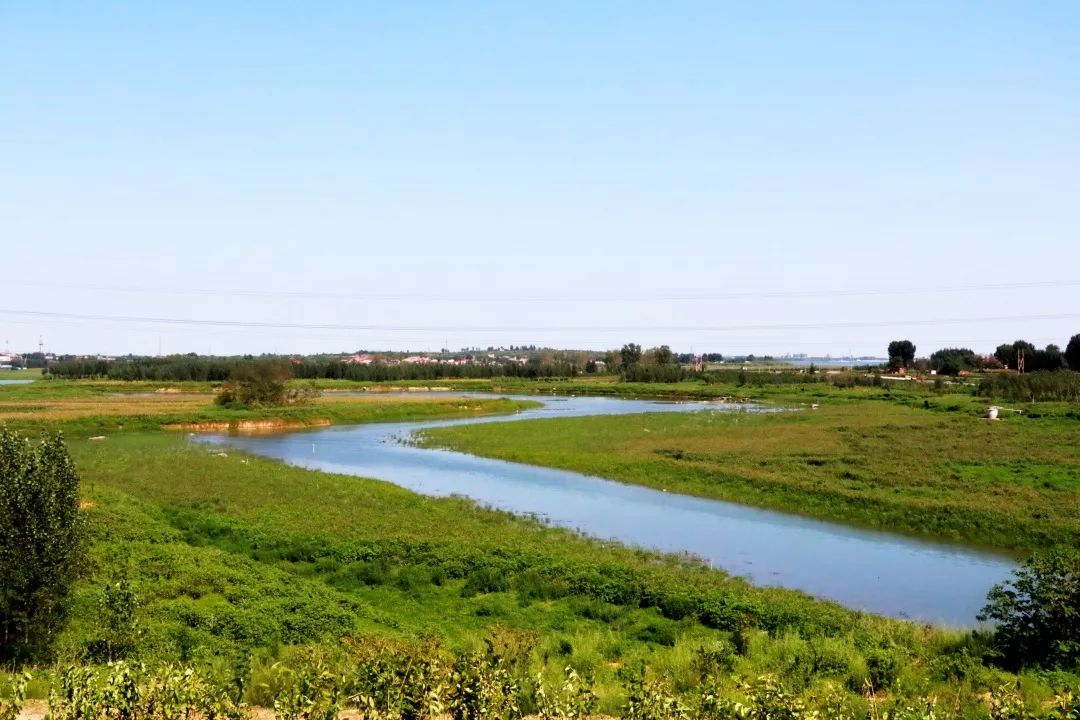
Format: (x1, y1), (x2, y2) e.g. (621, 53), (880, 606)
(342, 353), (377, 365)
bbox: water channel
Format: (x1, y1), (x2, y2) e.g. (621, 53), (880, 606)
(198, 393), (1016, 625)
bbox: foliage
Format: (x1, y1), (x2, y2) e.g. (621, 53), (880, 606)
(47, 354), (588, 383)
(272, 662), (345, 720)
(981, 371), (1080, 402)
(6, 383), (1080, 714)
(622, 364), (687, 383)
(448, 646), (522, 720)
(0, 429), (83, 663)
(888, 340), (916, 370)
(621, 344), (644, 369)
(420, 403), (1080, 551)
(215, 361), (295, 408)
(649, 345), (675, 366)
(535, 665), (597, 719)
(929, 347), (978, 376)
(619, 663), (688, 720)
(1066, 335), (1080, 372)
(980, 547), (1080, 670)
(996, 341), (1068, 373)
(95, 576), (141, 661)
(0, 673), (29, 720)
(47, 661), (248, 720)
(347, 638), (448, 720)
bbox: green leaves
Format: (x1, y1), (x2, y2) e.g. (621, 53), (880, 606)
(0, 429), (83, 663)
(0, 673), (29, 720)
(980, 547), (1080, 669)
(47, 662), (249, 720)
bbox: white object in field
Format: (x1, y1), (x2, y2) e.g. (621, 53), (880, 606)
(987, 406), (999, 420)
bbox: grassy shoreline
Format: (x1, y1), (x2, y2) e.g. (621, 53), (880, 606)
(3, 377), (1078, 714)
(418, 400), (1080, 553)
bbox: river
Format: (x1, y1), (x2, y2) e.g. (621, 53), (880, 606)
(197, 393), (1015, 625)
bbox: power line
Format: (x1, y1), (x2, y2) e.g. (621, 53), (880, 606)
(6, 278), (1080, 303)
(3, 308), (1080, 334)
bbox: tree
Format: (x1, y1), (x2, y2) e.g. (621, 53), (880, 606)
(215, 360), (294, 407)
(929, 347), (977, 376)
(0, 429), (83, 662)
(887, 340), (916, 370)
(1067, 334), (1080, 371)
(619, 343), (643, 369)
(995, 340), (1037, 369)
(648, 345), (674, 366)
(603, 350), (622, 374)
(979, 547), (1079, 669)
(1040, 344), (1066, 372)
(96, 575), (140, 661)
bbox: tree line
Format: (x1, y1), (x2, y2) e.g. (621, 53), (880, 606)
(44, 355), (586, 382)
(887, 334), (1080, 376)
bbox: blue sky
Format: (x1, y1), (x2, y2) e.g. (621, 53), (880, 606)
(2, 2), (1078, 356)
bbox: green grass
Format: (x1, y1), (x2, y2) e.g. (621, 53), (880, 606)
(4, 377), (1079, 713)
(49, 434), (837, 703)
(0, 379), (538, 436)
(52, 431), (1063, 712)
(0, 368), (43, 379)
(418, 398), (1080, 552)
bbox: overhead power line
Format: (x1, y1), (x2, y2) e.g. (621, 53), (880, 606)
(6, 279), (1080, 303)
(2, 308), (1079, 333)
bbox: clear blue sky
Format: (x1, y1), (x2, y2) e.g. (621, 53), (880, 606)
(2, 2), (1078, 357)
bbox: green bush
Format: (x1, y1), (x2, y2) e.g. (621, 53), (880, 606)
(980, 547), (1080, 670)
(0, 429), (83, 663)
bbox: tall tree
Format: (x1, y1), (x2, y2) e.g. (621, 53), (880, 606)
(0, 430), (83, 662)
(994, 340), (1037, 369)
(979, 547), (1079, 669)
(1066, 334), (1080, 371)
(651, 345), (674, 366)
(620, 343), (643, 369)
(929, 347), (977, 376)
(887, 340), (916, 369)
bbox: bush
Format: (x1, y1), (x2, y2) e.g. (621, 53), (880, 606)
(979, 547), (1080, 670)
(0, 429), (83, 663)
(980, 371), (1080, 402)
(215, 361), (294, 408)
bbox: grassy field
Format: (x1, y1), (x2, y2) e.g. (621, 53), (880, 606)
(3, 376), (1078, 715)
(418, 396), (1080, 552)
(39, 430), (1051, 713)
(0, 380), (536, 436)
(0, 368), (44, 379)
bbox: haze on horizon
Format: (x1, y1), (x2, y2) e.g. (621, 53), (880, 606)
(2, 2), (1078, 357)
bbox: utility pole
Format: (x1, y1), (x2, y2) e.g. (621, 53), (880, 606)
(1016, 348), (1025, 374)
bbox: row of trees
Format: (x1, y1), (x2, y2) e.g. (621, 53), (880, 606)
(44, 355), (587, 382)
(613, 343), (687, 383)
(888, 335), (1080, 376)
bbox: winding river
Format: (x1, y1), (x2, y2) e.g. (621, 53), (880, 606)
(198, 393), (1016, 625)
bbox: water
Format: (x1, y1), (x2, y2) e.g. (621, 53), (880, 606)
(0, 379), (34, 385)
(198, 393), (1016, 625)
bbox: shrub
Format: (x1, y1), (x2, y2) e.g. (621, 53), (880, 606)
(865, 648), (903, 690)
(979, 547), (1080, 670)
(0, 429), (83, 663)
(535, 665), (596, 720)
(636, 622), (678, 647)
(215, 361), (294, 408)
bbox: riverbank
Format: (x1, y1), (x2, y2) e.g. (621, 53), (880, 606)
(0, 381), (537, 435)
(2, 379), (1077, 714)
(418, 398), (1080, 552)
(25, 430), (1038, 714)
